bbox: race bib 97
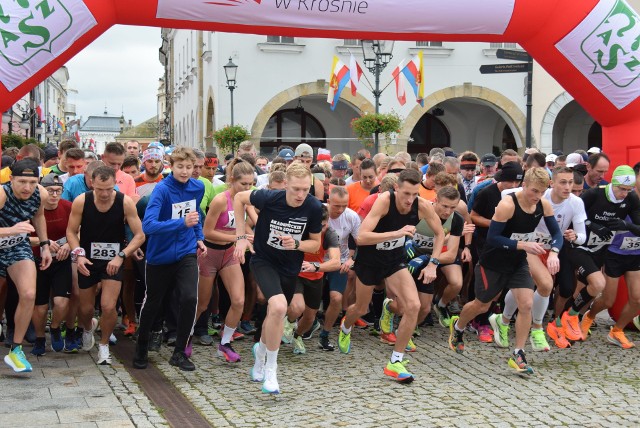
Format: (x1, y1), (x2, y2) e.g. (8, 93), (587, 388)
(90, 242), (120, 261)
(172, 200), (197, 219)
(0, 233), (27, 249)
(620, 237), (640, 251)
(376, 236), (406, 251)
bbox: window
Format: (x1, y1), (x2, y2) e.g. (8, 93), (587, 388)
(267, 36), (295, 43)
(260, 109), (326, 153)
(416, 41), (443, 47)
(343, 39), (362, 46)
(490, 42), (517, 49)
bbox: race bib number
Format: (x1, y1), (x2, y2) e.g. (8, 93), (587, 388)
(376, 236), (406, 251)
(413, 233), (434, 250)
(620, 237), (640, 251)
(267, 231), (302, 250)
(531, 232), (553, 250)
(90, 243), (120, 261)
(586, 231), (616, 247)
(225, 211), (236, 229)
(172, 200), (197, 219)
(0, 233), (26, 249)
(509, 232), (533, 242)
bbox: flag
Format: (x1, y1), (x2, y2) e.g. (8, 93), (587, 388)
(349, 54), (363, 96)
(57, 119), (66, 132)
(391, 60), (407, 106)
(327, 56), (351, 111)
(401, 51), (425, 106)
(75, 130), (80, 142)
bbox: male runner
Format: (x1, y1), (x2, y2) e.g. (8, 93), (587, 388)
(339, 169), (445, 383)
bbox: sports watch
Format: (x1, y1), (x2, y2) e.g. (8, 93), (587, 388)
(311, 262), (320, 272)
(118, 251), (126, 258)
(429, 257), (440, 266)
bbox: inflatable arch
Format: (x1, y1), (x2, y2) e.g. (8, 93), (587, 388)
(2, 0), (640, 168)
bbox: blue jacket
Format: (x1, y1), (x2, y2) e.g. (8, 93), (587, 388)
(143, 173), (204, 265)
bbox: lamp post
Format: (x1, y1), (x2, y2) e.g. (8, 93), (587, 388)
(361, 40), (395, 154)
(224, 57), (238, 127)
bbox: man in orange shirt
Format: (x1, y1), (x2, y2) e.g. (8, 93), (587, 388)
(347, 159), (377, 212)
(419, 162), (445, 201)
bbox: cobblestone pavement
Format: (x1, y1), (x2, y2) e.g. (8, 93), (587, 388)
(0, 342), (167, 427)
(147, 315), (640, 428)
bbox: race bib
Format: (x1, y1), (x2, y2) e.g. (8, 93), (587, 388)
(620, 237), (640, 251)
(172, 199), (197, 219)
(0, 233), (26, 249)
(509, 232), (534, 242)
(531, 232), (553, 250)
(413, 233), (434, 250)
(586, 231), (616, 247)
(90, 242), (120, 261)
(267, 231), (302, 250)
(376, 236), (406, 251)
(225, 211), (236, 229)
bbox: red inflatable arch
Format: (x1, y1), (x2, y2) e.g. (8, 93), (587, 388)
(2, 0), (640, 171)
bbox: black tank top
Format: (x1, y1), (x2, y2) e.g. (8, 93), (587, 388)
(480, 193), (543, 272)
(356, 190), (420, 265)
(80, 191), (126, 262)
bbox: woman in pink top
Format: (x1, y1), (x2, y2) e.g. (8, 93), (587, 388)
(197, 159), (256, 362)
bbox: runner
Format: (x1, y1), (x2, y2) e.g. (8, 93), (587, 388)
(66, 166), (144, 365)
(0, 159), (52, 372)
(133, 147), (206, 371)
(339, 169), (445, 383)
(234, 163), (323, 394)
(449, 167), (563, 375)
(134, 148), (164, 198)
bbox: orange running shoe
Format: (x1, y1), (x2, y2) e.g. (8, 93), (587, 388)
(354, 318), (368, 328)
(580, 311), (595, 340)
(124, 322), (137, 337)
(607, 327), (635, 349)
(546, 322), (571, 349)
(477, 325), (493, 343)
(561, 311), (583, 342)
(380, 331), (397, 345)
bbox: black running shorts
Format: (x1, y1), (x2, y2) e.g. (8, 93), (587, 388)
(474, 263), (533, 303)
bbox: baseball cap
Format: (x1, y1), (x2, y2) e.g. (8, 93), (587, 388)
(481, 153), (498, 166)
(495, 161), (524, 182)
(545, 154), (557, 163)
(444, 150), (457, 158)
(278, 149), (294, 161)
(566, 153), (583, 167)
(43, 145), (59, 162)
(294, 143), (313, 158)
(587, 147), (601, 154)
(10, 159), (39, 177)
(41, 173), (64, 187)
(2, 155), (14, 169)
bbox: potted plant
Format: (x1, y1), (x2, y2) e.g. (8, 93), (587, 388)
(212, 124), (249, 155)
(350, 112), (402, 147)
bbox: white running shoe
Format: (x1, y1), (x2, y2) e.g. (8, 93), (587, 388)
(82, 318), (98, 351)
(262, 366), (279, 394)
(251, 342), (265, 382)
(97, 344), (112, 365)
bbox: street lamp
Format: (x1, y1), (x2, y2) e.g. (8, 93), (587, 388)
(223, 57), (238, 127)
(361, 40), (395, 153)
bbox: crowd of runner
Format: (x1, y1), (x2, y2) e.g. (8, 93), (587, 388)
(0, 139), (639, 393)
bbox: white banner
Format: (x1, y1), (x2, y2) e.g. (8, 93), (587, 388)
(156, 0), (515, 35)
(556, 0), (640, 109)
(0, 0), (97, 91)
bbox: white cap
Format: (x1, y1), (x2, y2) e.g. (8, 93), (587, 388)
(587, 146), (601, 154)
(566, 153), (583, 167)
(545, 154), (557, 163)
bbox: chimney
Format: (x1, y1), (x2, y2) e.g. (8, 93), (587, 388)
(128, 119), (132, 126)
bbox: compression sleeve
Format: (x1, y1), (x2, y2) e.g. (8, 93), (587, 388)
(543, 215), (564, 250)
(572, 217), (587, 245)
(486, 220), (517, 250)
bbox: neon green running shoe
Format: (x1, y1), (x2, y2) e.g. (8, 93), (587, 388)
(633, 315), (640, 332)
(4, 345), (32, 373)
(383, 360), (414, 383)
(380, 298), (394, 334)
(488, 313), (510, 348)
(405, 337), (417, 353)
(529, 329), (550, 352)
(338, 328), (351, 354)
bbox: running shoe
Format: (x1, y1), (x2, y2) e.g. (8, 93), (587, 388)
(82, 318), (98, 352)
(477, 325), (493, 343)
(149, 331), (163, 352)
(109, 333), (117, 346)
(218, 342), (241, 362)
(169, 351), (195, 371)
(383, 360), (414, 383)
(63, 332), (79, 353)
(251, 343), (266, 382)
(238, 320), (256, 335)
(607, 327), (635, 349)
(4, 345), (32, 372)
(433, 303), (452, 328)
(448, 316), (464, 354)
(31, 337), (46, 356)
(282, 319), (295, 344)
(488, 313), (509, 348)
(97, 344), (112, 365)
(561, 311), (583, 342)
(529, 329), (550, 352)
(166, 334), (177, 346)
(293, 336), (306, 355)
(211, 314), (222, 329)
(262, 367), (280, 394)
(338, 321), (351, 354)
(185, 337), (193, 358)
(231, 331), (245, 341)
(302, 319), (321, 340)
(360, 312), (375, 326)
(405, 337), (417, 353)
(580, 311), (595, 340)
(354, 318), (369, 328)
(546, 322), (571, 349)
(633, 315), (640, 332)
(380, 331), (397, 345)
(318, 335), (335, 351)
(508, 349), (534, 375)
(448, 300), (462, 314)
(124, 322), (136, 337)
(51, 329), (64, 352)
(380, 298), (394, 334)
(197, 334), (214, 346)
(413, 326), (421, 337)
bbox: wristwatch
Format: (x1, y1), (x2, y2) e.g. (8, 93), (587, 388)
(312, 262), (320, 272)
(118, 251), (126, 258)
(39, 240), (51, 247)
(294, 239), (300, 250)
(429, 257), (440, 266)
(550, 247), (560, 254)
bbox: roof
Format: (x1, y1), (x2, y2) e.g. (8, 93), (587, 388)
(81, 115), (122, 133)
(119, 116), (158, 138)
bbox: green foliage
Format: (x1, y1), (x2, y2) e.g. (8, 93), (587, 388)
(1, 133), (41, 149)
(212, 125), (250, 154)
(350, 112), (402, 147)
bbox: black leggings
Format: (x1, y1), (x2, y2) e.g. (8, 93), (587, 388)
(137, 255), (198, 352)
(556, 245), (576, 299)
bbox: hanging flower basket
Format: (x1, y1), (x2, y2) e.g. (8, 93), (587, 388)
(212, 125), (249, 154)
(350, 112), (402, 147)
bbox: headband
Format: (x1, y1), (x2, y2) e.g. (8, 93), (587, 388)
(332, 160), (348, 170)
